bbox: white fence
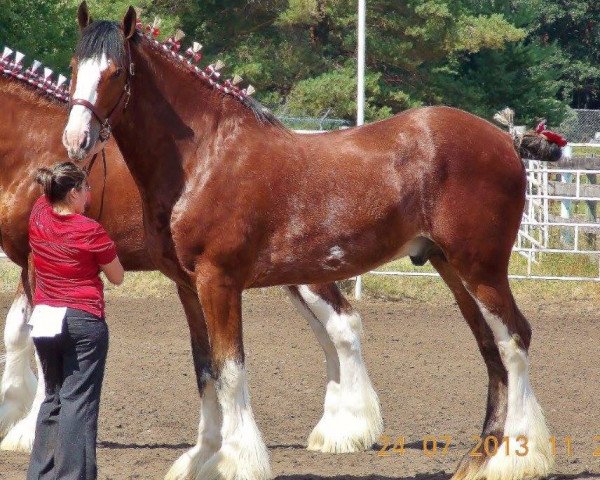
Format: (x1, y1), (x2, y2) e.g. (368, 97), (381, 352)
(354, 148), (600, 298)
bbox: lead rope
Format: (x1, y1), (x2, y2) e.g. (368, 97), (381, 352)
(84, 148), (108, 222)
(98, 148), (107, 221)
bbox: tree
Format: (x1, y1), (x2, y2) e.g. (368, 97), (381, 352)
(0, 0), (573, 125)
(0, 0), (77, 74)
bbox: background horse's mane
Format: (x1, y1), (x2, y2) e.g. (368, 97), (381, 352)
(0, 47), (69, 105)
(77, 19), (285, 129)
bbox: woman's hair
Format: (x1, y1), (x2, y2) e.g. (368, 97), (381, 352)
(36, 162), (87, 204)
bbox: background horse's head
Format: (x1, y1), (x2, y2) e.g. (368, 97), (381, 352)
(494, 107), (569, 162)
(63, 2), (136, 163)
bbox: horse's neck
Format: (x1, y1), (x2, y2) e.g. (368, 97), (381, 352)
(113, 41), (256, 207)
(0, 76), (65, 168)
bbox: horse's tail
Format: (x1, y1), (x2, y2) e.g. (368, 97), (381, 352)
(494, 107), (569, 162)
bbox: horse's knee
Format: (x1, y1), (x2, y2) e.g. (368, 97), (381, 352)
(324, 311), (362, 352)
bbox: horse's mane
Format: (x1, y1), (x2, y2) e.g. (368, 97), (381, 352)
(76, 20), (285, 129)
(0, 46), (69, 105)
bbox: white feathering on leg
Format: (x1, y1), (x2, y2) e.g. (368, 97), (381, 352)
(165, 377), (221, 480)
(0, 294), (35, 440)
(0, 351), (44, 452)
(294, 285), (382, 454)
(469, 303), (554, 480)
(196, 360), (271, 480)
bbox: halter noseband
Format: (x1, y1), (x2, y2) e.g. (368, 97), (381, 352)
(69, 41), (134, 142)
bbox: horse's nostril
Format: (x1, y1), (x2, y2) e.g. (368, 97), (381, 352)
(79, 133), (89, 150)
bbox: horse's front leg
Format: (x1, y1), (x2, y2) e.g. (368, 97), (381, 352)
(0, 280), (36, 442)
(193, 265), (270, 480)
(166, 275), (270, 480)
(286, 284), (382, 453)
(165, 285), (221, 480)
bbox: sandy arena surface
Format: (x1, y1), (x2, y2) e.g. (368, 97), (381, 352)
(1, 288), (598, 479)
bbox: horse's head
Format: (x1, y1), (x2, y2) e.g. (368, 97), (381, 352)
(63, 2), (136, 164)
(518, 120), (569, 162)
(494, 108), (569, 162)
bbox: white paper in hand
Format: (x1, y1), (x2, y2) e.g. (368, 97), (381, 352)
(29, 305), (67, 338)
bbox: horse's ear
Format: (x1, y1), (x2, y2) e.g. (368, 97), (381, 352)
(77, 1), (92, 30)
(122, 6), (137, 40)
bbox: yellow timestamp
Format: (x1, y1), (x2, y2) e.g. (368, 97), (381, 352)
(377, 434), (600, 457)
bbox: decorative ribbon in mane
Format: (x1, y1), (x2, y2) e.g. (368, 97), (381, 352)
(494, 107), (567, 162)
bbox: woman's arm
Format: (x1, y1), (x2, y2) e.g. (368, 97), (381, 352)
(100, 257), (124, 285)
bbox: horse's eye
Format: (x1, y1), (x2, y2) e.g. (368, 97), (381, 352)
(111, 68), (123, 79)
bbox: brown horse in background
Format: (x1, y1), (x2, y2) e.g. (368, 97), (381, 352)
(63, 5), (567, 480)
(0, 48), (381, 457)
(0, 58), (152, 452)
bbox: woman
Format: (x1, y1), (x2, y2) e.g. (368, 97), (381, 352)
(26, 162), (124, 480)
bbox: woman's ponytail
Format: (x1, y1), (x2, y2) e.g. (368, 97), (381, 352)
(35, 168), (54, 201)
(35, 162), (86, 204)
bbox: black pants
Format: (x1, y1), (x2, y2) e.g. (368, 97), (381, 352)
(27, 308), (109, 480)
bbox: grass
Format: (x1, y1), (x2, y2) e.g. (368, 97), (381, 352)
(571, 145), (600, 157)
(2, 252), (599, 304)
(355, 254), (600, 303)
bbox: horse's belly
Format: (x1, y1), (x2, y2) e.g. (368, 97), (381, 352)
(247, 229), (425, 288)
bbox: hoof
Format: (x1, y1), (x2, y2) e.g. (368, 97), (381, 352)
(451, 435), (554, 480)
(165, 441), (271, 480)
(0, 412), (36, 452)
(195, 444), (272, 480)
(307, 387), (383, 453)
(165, 444), (216, 480)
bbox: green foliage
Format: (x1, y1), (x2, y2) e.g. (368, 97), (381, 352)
(281, 63), (391, 119)
(532, 0), (600, 108)
(0, 0), (590, 125)
(0, 0), (77, 74)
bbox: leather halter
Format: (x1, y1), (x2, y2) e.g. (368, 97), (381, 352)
(69, 41), (134, 142)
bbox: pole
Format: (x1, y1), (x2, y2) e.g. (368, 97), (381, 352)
(354, 0), (366, 300)
(356, 0), (366, 127)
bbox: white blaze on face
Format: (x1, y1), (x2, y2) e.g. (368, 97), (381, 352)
(63, 53), (109, 159)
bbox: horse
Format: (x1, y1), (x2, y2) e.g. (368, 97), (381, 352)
(0, 46), (381, 457)
(63, 5), (566, 480)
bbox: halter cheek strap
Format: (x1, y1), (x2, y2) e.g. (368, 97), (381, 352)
(69, 42), (134, 142)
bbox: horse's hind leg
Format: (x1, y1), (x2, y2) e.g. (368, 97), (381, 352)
(286, 284), (382, 453)
(433, 252), (552, 480)
(0, 281), (36, 441)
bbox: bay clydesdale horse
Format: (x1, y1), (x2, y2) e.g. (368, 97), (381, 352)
(62, 4), (566, 480)
(0, 49), (381, 457)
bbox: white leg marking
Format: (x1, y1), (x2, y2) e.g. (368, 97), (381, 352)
(291, 286), (383, 453)
(166, 363), (271, 480)
(196, 361), (271, 480)
(0, 294), (35, 440)
(1, 352), (45, 452)
(165, 377), (222, 480)
(475, 302), (554, 480)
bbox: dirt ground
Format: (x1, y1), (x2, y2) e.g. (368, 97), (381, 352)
(1, 288), (598, 479)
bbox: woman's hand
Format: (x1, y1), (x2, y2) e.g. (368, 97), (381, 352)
(100, 257), (124, 285)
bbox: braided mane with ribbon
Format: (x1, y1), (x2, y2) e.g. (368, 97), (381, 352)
(0, 46), (69, 103)
(132, 15), (279, 126)
(1, 16), (274, 125)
